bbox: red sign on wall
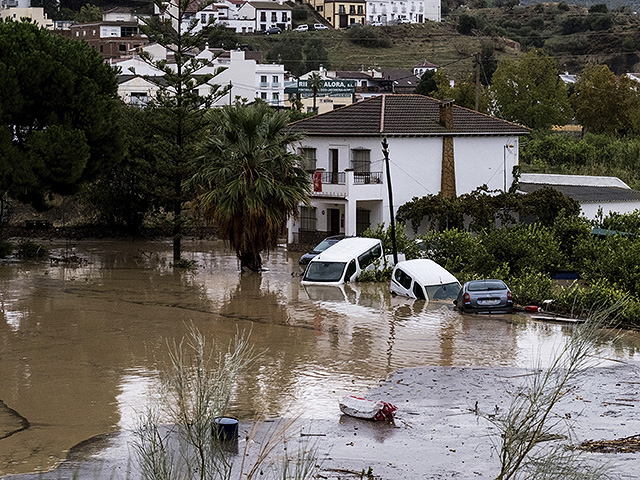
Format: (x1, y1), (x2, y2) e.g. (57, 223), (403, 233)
(313, 171), (322, 192)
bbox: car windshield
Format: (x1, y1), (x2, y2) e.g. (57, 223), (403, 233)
(312, 239), (337, 253)
(303, 261), (346, 282)
(425, 282), (461, 301)
(467, 280), (506, 292)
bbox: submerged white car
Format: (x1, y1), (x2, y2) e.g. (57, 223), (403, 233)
(390, 259), (461, 302)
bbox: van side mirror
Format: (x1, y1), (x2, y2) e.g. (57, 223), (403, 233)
(453, 300), (458, 305)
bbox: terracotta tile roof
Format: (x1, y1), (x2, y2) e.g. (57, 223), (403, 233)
(414, 59), (438, 68)
(333, 71), (372, 79)
(288, 94), (531, 136)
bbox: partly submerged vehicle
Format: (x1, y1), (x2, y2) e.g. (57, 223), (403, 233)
(390, 259), (461, 302)
(299, 235), (346, 266)
(301, 237), (387, 285)
(455, 279), (513, 314)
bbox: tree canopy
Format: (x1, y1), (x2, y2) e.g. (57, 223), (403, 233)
(490, 49), (572, 130)
(0, 19), (123, 209)
(572, 63), (640, 135)
(191, 103), (310, 271)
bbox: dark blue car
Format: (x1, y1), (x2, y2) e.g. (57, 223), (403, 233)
(299, 235), (345, 266)
(455, 279), (513, 314)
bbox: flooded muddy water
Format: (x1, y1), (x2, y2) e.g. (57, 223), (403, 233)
(1, 239), (639, 476)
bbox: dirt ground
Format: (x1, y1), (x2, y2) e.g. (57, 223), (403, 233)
(2, 363), (639, 480)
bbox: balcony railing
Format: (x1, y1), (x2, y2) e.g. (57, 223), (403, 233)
(354, 172), (383, 184)
(321, 171), (345, 185)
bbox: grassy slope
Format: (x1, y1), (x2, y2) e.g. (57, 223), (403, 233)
(249, 3), (640, 79)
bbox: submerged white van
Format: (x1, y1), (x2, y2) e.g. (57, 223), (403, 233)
(301, 237), (385, 285)
(390, 259), (461, 301)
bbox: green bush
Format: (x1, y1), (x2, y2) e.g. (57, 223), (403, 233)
(363, 223), (421, 260)
(16, 240), (49, 259)
(418, 228), (487, 274)
(0, 240), (13, 258)
(506, 269), (555, 306)
(555, 278), (629, 315)
(479, 224), (562, 276)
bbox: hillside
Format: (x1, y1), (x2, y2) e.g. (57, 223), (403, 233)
(247, 3), (640, 80)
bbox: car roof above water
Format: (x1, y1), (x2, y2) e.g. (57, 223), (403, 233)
(310, 237), (381, 263)
(394, 259), (459, 286)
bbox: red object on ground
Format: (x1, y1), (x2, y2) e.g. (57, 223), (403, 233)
(525, 305), (540, 312)
(339, 395), (397, 421)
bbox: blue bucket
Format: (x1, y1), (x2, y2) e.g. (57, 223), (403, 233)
(213, 417), (238, 441)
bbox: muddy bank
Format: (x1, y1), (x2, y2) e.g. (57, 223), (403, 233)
(3, 362), (639, 480)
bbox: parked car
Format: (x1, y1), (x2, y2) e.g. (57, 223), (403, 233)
(455, 279), (513, 314)
(397, 17), (412, 24)
(390, 259), (461, 302)
(264, 26), (282, 35)
(369, 21), (383, 26)
(302, 237), (388, 285)
(299, 235), (346, 266)
(313, 23), (329, 30)
(295, 24), (309, 32)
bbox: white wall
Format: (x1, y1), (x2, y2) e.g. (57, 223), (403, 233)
(580, 202), (640, 221)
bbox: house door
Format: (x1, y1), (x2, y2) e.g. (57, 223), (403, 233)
(339, 13), (348, 28)
(331, 150), (339, 183)
(328, 208), (340, 235)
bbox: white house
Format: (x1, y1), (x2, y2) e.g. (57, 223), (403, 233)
(518, 173), (640, 221)
(413, 59), (437, 77)
(0, 4), (53, 29)
(114, 44), (285, 107)
(366, 0), (440, 24)
(286, 94), (529, 243)
(236, 0), (292, 32)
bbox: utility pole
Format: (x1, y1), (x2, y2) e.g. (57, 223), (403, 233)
(475, 52), (480, 111)
(382, 138), (398, 264)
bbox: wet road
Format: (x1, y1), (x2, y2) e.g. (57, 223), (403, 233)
(1, 239), (639, 476)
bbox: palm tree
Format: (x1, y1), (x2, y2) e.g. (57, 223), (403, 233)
(191, 103), (311, 271)
(307, 72), (324, 113)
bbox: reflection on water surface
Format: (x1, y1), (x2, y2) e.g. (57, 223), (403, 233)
(1, 239), (639, 475)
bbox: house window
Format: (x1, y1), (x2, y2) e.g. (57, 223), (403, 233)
(271, 12), (277, 21)
(351, 149), (371, 173)
(299, 148), (317, 172)
(261, 92), (267, 99)
(272, 75), (279, 84)
(300, 206), (317, 231)
(272, 92), (280, 102)
(119, 44), (126, 52)
(356, 209), (371, 235)
(357, 5), (363, 14)
(260, 12), (266, 21)
(121, 26), (137, 37)
(100, 45), (104, 52)
(339, 5), (345, 13)
(350, 5), (355, 14)
(201, 13), (207, 23)
(317, 5), (323, 11)
(281, 12), (287, 21)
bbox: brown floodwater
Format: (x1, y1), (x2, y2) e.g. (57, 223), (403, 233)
(1, 239), (639, 476)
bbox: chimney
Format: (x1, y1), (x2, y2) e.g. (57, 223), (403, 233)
(439, 98), (454, 129)
(439, 99), (456, 198)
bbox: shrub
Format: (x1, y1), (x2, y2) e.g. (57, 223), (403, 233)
(479, 224), (562, 275)
(418, 228), (487, 275)
(506, 269), (555, 306)
(457, 13), (480, 34)
(292, 6), (307, 21)
(363, 223), (422, 260)
(16, 240), (49, 259)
